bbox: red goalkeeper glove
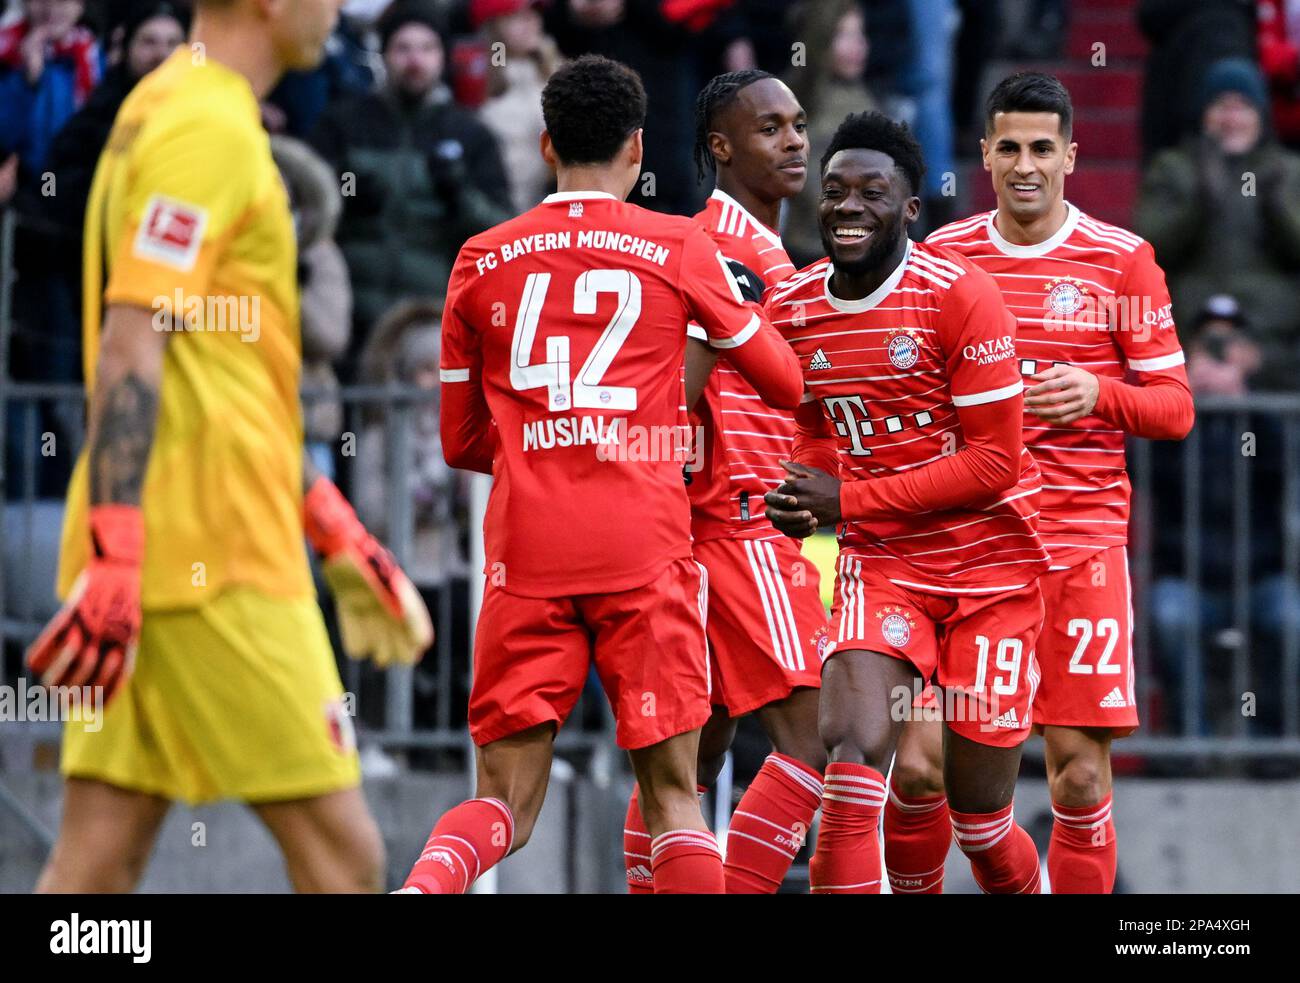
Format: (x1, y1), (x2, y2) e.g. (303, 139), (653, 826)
(305, 476), (433, 667)
(26, 505), (143, 704)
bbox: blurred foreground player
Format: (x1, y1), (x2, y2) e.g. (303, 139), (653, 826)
(623, 70), (830, 894)
(765, 113), (1049, 894)
(887, 73), (1194, 894)
(26, 0), (431, 893)
(398, 55), (804, 895)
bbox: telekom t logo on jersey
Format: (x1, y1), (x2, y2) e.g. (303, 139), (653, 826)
(822, 395), (935, 457)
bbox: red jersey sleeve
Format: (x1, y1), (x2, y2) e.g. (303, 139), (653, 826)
(838, 270), (1025, 521)
(1094, 241), (1194, 441)
(679, 224), (803, 409)
(439, 253), (497, 474)
(941, 267), (1023, 408)
(791, 395), (841, 476)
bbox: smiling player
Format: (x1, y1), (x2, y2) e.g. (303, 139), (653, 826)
(885, 73), (1195, 894)
(765, 112), (1049, 894)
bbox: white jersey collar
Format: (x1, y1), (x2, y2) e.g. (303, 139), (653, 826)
(543, 191), (619, 203)
(986, 201), (1079, 257)
(823, 238), (912, 313)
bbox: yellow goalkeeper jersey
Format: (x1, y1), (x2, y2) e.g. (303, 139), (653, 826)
(58, 47), (312, 609)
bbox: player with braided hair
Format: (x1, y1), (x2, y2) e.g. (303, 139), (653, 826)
(623, 70), (830, 894)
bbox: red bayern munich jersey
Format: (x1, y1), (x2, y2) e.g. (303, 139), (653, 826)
(442, 191), (769, 598)
(768, 239), (1050, 593)
(688, 189), (799, 541)
(926, 204), (1187, 569)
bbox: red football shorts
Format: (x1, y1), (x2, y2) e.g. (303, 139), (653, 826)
(693, 536), (829, 716)
(469, 557), (712, 750)
(1033, 545), (1138, 735)
(827, 554), (1044, 748)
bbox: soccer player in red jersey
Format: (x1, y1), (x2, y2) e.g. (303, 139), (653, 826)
(396, 55), (804, 895)
(885, 73), (1195, 894)
(622, 71), (830, 895)
(764, 112), (1049, 894)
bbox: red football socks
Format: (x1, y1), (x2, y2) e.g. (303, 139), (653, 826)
(399, 797), (514, 894)
(724, 753), (823, 893)
(650, 829), (725, 893)
(883, 775), (950, 894)
(809, 762), (887, 893)
(1048, 794), (1116, 893)
(950, 801), (1041, 894)
(623, 787), (654, 894)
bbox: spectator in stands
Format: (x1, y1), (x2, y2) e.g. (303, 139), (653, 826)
(1148, 295), (1297, 736)
(1184, 294), (1261, 398)
(354, 296), (472, 735)
(1006, 0), (1066, 61)
(310, 1), (511, 371)
(1138, 0), (1256, 162)
(951, 0), (1002, 151)
(1258, 0), (1300, 149)
(697, 0), (793, 76)
(0, 0), (101, 198)
(264, 13), (375, 138)
(355, 298), (467, 592)
(899, 0), (957, 234)
(271, 135), (352, 481)
(545, 0), (702, 215)
(43, 3), (187, 266)
(474, 0), (560, 213)
(8, 0), (185, 471)
(1135, 58), (1300, 393)
(782, 0), (877, 267)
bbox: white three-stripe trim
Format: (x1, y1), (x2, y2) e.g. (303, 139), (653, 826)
(744, 539), (805, 671)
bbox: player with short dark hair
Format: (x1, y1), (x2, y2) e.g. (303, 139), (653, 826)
(765, 111), (1048, 894)
(886, 72), (1194, 894)
(622, 70), (830, 894)
(397, 55), (804, 895)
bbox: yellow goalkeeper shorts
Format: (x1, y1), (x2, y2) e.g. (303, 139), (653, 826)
(61, 586), (360, 806)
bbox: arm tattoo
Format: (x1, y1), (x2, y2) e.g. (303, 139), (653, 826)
(89, 373), (159, 505)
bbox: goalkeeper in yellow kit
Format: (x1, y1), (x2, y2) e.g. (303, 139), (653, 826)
(24, 0), (431, 893)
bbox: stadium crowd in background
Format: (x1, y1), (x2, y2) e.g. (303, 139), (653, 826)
(1, 0), (1298, 759)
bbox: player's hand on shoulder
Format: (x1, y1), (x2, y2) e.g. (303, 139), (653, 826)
(304, 477), (434, 667)
(25, 505), (143, 705)
(1024, 363), (1099, 424)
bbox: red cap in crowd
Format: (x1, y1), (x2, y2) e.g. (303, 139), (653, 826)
(470, 0), (548, 30)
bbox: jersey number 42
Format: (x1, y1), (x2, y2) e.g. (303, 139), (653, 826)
(510, 269), (641, 413)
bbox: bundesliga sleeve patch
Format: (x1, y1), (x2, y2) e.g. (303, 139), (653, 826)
(133, 194), (208, 272)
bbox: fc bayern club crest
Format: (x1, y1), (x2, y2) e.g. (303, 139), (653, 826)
(876, 605), (916, 648)
(886, 329), (920, 370)
(1045, 276), (1087, 316)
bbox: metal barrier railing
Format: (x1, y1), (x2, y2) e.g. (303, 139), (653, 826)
(0, 202), (1296, 760)
(0, 381), (617, 757)
(1126, 394), (1300, 753)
